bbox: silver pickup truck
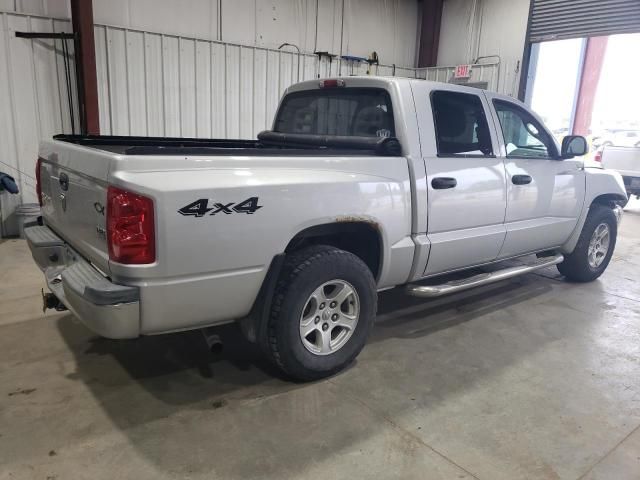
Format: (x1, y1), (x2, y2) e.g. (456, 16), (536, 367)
(26, 77), (627, 380)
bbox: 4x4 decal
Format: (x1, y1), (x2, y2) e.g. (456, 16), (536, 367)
(178, 197), (262, 217)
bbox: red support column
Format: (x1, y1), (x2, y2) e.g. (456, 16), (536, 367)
(418, 0), (444, 67)
(572, 36), (608, 136)
(70, 0), (99, 135)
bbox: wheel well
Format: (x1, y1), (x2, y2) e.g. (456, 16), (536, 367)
(591, 193), (627, 209)
(285, 222), (382, 279)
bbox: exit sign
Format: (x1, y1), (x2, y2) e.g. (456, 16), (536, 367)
(454, 64), (471, 79)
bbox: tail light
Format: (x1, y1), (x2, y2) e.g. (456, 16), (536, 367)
(36, 158), (43, 206)
(319, 79), (345, 88)
(594, 150), (602, 163)
(107, 186), (156, 264)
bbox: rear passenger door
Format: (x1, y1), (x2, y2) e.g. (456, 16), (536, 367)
(413, 85), (507, 276)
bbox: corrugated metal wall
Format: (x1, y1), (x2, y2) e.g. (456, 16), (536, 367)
(94, 23), (422, 139)
(3, 0), (420, 67)
(419, 62), (499, 90)
(437, 0), (529, 98)
(0, 11), (77, 235)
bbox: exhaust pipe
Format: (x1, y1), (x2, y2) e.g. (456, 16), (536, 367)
(201, 328), (223, 354)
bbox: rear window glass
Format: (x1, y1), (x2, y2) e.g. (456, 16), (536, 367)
(431, 90), (493, 157)
(273, 88), (395, 138)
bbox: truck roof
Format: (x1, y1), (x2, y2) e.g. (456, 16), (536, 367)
(286, 76), (528, 109)
(287, 75), (488, 95)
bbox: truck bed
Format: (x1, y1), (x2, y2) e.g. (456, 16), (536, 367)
(53, 132), (402, 157)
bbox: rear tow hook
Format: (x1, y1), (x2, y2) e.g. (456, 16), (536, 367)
(41, 289), (67, 313)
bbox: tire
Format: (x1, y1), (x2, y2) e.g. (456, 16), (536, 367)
(267, 245), (377, 381)
(557, 204), (617, 282)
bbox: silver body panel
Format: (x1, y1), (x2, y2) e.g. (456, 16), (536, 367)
(39, 142), (112, 273)
(34, 77), (627, 338)
(600, 146), (640, 180)
(483, 91), (587, 259)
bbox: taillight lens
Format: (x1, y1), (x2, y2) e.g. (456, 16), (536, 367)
(319, 79), (345, 88)
(107, 186), (155, 264)
(594, 150), (602, 163)
(36, 158), (43, 206)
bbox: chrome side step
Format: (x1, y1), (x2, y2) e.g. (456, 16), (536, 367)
(406, 254), (564, 298)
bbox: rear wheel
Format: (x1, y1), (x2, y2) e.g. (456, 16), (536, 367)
(267, 245), (377, 381)
(557, 204), (617, 282)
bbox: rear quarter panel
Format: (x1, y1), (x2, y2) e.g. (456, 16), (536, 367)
(108, 155), (412, 333)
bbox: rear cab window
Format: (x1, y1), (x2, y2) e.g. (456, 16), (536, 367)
(431, 90), (494, 157)
(274, 88), (395, 138)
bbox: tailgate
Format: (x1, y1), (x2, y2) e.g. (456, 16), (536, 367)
(601, 147), (640, 177)
(39, 140), (112, 273)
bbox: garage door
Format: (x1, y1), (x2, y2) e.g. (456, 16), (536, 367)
(529, 0), (640, 42)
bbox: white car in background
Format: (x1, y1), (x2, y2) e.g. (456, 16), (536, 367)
(594, 130), (640, 149)
(598, 146), (640, 199)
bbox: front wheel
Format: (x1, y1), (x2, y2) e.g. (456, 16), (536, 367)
(557, 204), (617, 282)
(267, 245), (377, 381)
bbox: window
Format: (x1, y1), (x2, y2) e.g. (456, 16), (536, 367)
(493, 100), (557, 159)
(431, 91), (493, 156)
(273, 88), (395, 137)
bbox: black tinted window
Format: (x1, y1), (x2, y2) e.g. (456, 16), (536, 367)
(431, 91), (493, 156)
(274, 88), (395, 137)
(493, 100), (556, 159)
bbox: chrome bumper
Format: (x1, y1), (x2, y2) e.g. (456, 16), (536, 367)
(24, 224), (140, 339)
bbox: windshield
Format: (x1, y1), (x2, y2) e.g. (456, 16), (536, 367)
(273, 88), (395, 138)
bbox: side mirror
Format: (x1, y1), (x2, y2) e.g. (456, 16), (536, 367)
(560, 135), (588, 159)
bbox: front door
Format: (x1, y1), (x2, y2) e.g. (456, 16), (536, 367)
(487, 96), (586, 258)
(413, 84), (508, 276)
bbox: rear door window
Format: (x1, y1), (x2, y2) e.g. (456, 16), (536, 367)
(431, 90), (494, 157)
(274, 88), (395, 138)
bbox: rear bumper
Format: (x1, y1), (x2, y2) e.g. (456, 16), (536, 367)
(25, 224), (140, 339)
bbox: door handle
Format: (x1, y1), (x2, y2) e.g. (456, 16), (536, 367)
(58, 172), (69, 191)
(431, 177), (457, 189)
(512, 174), (532, 185)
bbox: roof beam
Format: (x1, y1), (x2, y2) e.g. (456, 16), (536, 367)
(417, 0), (444, 67)
(70, 0), (100, 135)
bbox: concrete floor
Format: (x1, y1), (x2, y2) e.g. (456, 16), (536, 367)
(1, 199), (639, 480)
